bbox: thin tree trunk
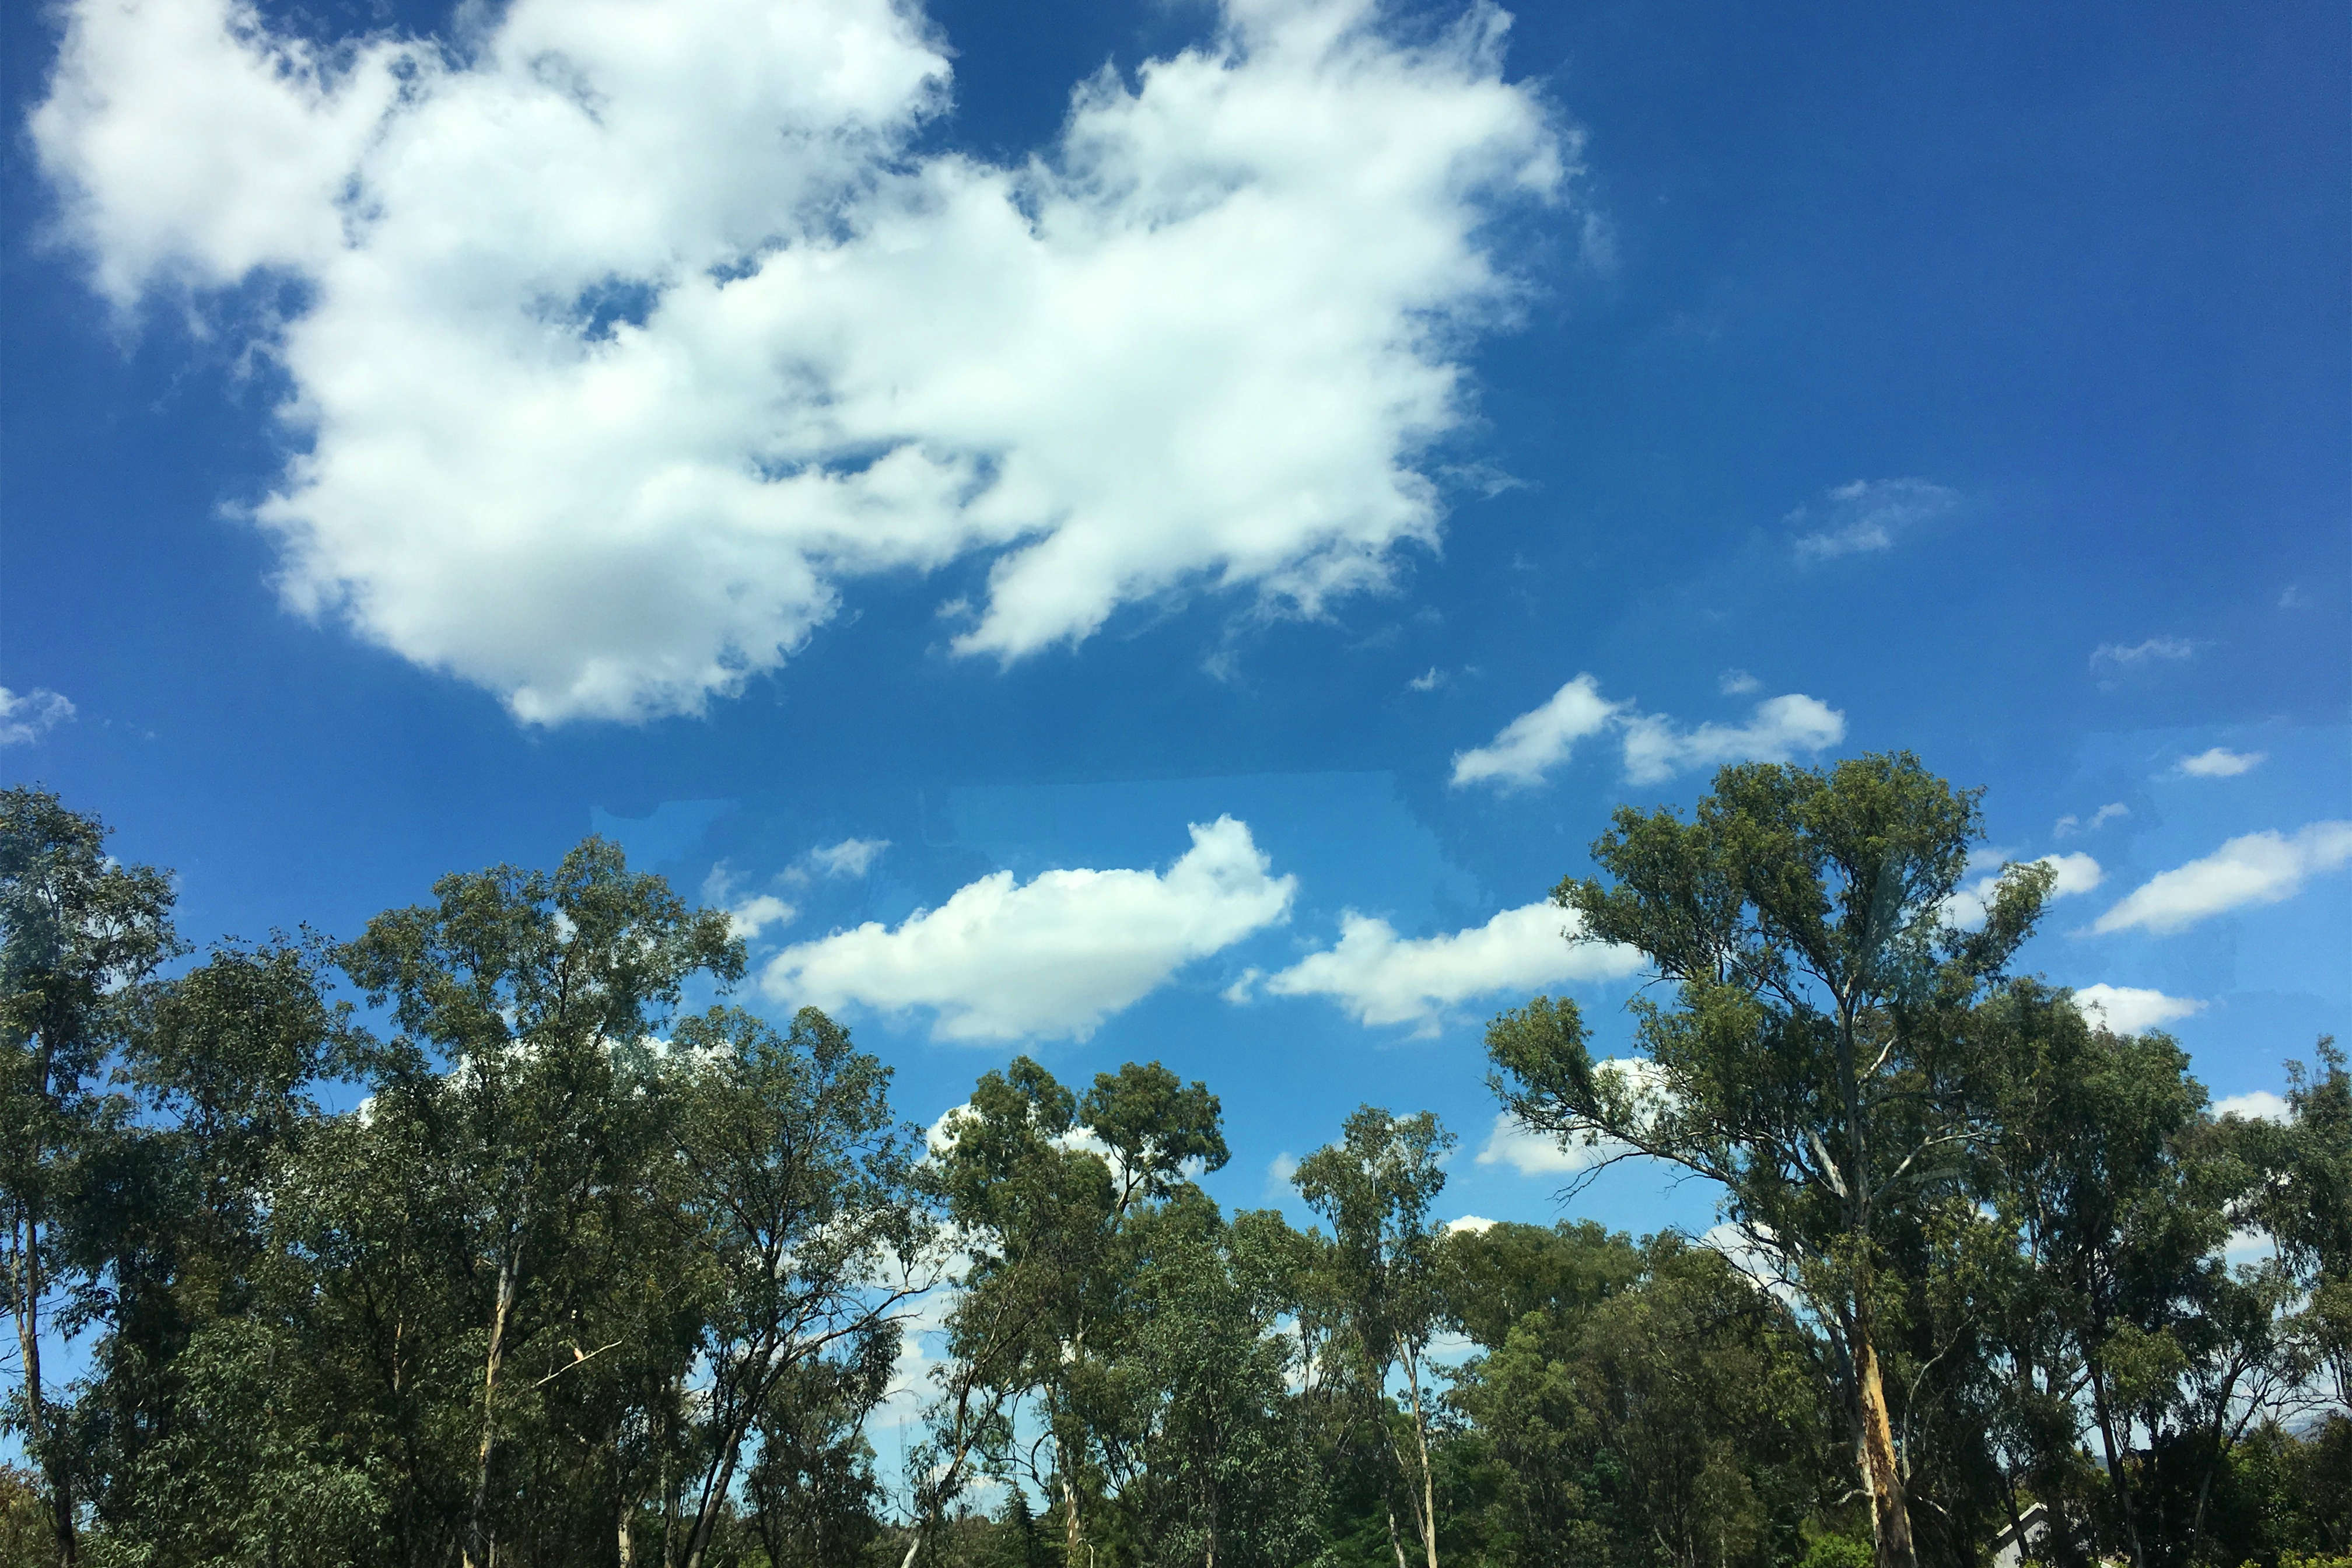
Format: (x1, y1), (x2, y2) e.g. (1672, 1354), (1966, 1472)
(1402, 1348), (1440, 1568)
(1061, 1461), (1084, 1564)
(1854, 1329), (1917, 1568)
(13, 1206), (75, 1566)
(1385, 1505), (1410, 1568)
(681, 1391), (759, 1568)
(2085, 1364), (2146, 1568)
(615, 1436), (637, 1568)
(463, 1242), (523, 1568)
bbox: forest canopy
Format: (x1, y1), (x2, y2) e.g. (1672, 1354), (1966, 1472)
(1, 761), (2345, 1568)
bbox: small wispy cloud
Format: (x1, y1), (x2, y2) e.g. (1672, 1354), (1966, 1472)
(2176, 747), (2264, 779)
(1407, 667), (1446, 692)
(701, 862), (797, 940)
(808, 836), (890, 878)
(1788, 478), (1958, 561)
(1717, 668), (1760, 696)
(0, 687), (76, 747)
(2053, 802), (2129, 839)
(2090, 636), (2197, 671)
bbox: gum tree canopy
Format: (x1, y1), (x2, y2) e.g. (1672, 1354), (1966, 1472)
(1486, 752), (2056, 1568)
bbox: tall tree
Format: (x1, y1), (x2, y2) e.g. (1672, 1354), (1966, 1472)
(655, 1004), (927, 1568)
(1293, 1105), (1454, 1568)
(923, 1056), (1227, 1565)
(337, 835), (740, 1568)
(1486, 753), (2052, 1568)
(0, 788), (178, 1564)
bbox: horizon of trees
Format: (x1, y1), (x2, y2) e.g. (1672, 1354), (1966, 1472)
(1, 758), (2346, 1568)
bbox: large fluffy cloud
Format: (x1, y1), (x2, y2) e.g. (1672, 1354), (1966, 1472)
(2091, 822), (2352, 936)
(1257, 901), (1640, 1034)
(760, 816), (1294, 1041)
(33, 0), (1569, 722)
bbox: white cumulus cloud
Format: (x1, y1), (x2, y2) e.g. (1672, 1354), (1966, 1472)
(1451, 676), (1845, 792)
(1475, 1111), (1606, 1175)
(1943, 852), (2103, 929)
(2212, 1090), (2290, 1124)
(1788, 477), (1958, 561)
(1617, 693), (1845, 786)
(2071, 984), (2204, 1035)
(1449, 674), (1619, 789)
(2091, 822), (2352, 936)
(0, 688), (76, 746)
(760, 816), (1294, 1041)
(1475, 1058), (1662, 1176)
(33, 0), (1570, 723)
(2176, 747), (2265, 778)
(1258, 901), (1640, 1035)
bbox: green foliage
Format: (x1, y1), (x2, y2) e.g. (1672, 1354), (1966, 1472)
(4, 770), (2343, 1568)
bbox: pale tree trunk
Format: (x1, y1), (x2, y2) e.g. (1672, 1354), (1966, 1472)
(461, 1241), (523, 1568)
(1385, 1506), (1410, 1568)
(1401, 1346), (1440, 1568)
(1854, 1330), (1917, 1568)
(1061, 1461), (1085, 1566)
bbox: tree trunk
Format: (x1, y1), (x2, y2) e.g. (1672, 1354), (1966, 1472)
(462, 1242), (523, 1568)
(1385, 1506), (1410, 1568)
(1402, 1349), (1440, 1568)
(13, 1209), (75, 1566)
(1854, 1332), (1917, 1568)
(1061, 1463), (1084, 1565)
(2085, 1363), (2146, 1568)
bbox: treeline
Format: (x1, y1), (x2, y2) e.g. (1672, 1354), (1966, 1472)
(0, 758), (2344, 1568)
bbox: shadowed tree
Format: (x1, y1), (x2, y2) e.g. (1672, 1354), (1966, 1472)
(1, 788), (179, 1564)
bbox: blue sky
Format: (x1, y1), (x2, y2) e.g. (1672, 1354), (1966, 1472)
(2, 0), (2346, 1243)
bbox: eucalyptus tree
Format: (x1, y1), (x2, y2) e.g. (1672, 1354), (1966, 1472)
(75, 933), (376, 1562)
(337, 836), (741, 1568)
(1485, 754), (2053, 1568)
(0, 788), (180, 1564)
(652, 1004), (928, 1568)
(1118, 1200), (1327, 1567)
(923, 1056), (1227, 1565)
(1292, 1105), (1454, 1568)
(2229, 1037), (2351, 1410)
